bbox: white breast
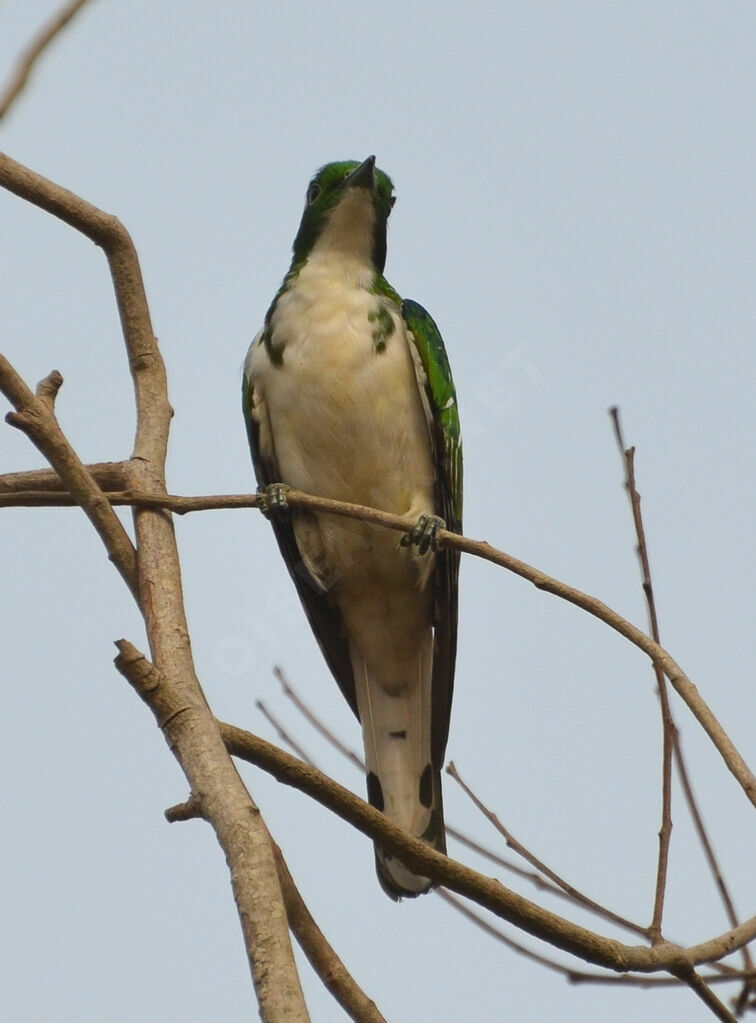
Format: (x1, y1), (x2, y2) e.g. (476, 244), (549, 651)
(246, 255), (436, 522)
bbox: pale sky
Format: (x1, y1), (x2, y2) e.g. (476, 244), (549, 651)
(1, 3), (755, 1021)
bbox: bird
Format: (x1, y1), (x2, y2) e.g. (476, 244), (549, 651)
(242, 156), (462, 898)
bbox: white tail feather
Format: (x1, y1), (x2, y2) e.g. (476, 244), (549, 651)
(350, 632), (444, 898)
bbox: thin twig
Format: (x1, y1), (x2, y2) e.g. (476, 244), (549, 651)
(610, 408), (674, 941)
(256, 700), (319, 769)
(611, 408), (754, 1005)
(275, 666), (366, 771)
(1, 477), (753, 809)
(0, 0), (93, 120)
(447, 762), (647, 937)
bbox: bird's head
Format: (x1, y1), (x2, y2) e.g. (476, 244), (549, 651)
(290, 156), (396, 274)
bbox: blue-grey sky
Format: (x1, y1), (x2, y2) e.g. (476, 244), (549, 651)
(1, 3), (754, 1021)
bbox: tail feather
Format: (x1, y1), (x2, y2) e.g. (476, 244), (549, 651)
(351, 636), (445, 899)
(373, 768), (445, 900)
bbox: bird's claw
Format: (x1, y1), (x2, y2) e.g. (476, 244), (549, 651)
(400, 513), (445, 555)
(258, 483), (291, 520)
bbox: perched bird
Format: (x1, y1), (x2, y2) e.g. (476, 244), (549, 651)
(242, 156), (462, 898)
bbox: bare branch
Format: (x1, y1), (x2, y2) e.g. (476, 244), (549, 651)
(0, 0), (93, 121)
(610, 408), (674, 940)
(162, 774), (384, 1023)
(0, 359), (139, 599)
(610, 409), (754, 1013)
(0, 461), (128, 495)
(219, 718), (756, 974)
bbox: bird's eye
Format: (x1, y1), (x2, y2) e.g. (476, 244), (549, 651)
(306, 182), (322, 205)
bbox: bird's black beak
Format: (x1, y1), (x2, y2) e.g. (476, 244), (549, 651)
(344, 155), (376, 190)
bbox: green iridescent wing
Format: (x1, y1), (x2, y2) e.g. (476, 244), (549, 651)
(401, 299), (463, 767)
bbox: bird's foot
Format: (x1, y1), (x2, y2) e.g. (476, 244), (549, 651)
(400, 513), (445, 555)
(258, 483), (291, 520)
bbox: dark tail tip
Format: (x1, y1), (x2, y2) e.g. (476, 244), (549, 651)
(371, 770), (446, 900)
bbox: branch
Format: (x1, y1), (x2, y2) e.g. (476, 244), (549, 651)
(611, 408), (754, 1007)
(257, 699), (319, 767)
(0, 360), (139, 599)
(0, 0), (93, 121)
(610, 408), (674, 940)
(165, 790), (387, 1023)
(0, 461), (129, 495)
(115, 641), (310, 1022)
(272, 843), (388, 1023)
(275, 666), (365, 771)
(218, 718), (756, 975)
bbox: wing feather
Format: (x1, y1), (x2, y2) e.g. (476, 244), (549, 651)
(401, 299), (462, 767)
